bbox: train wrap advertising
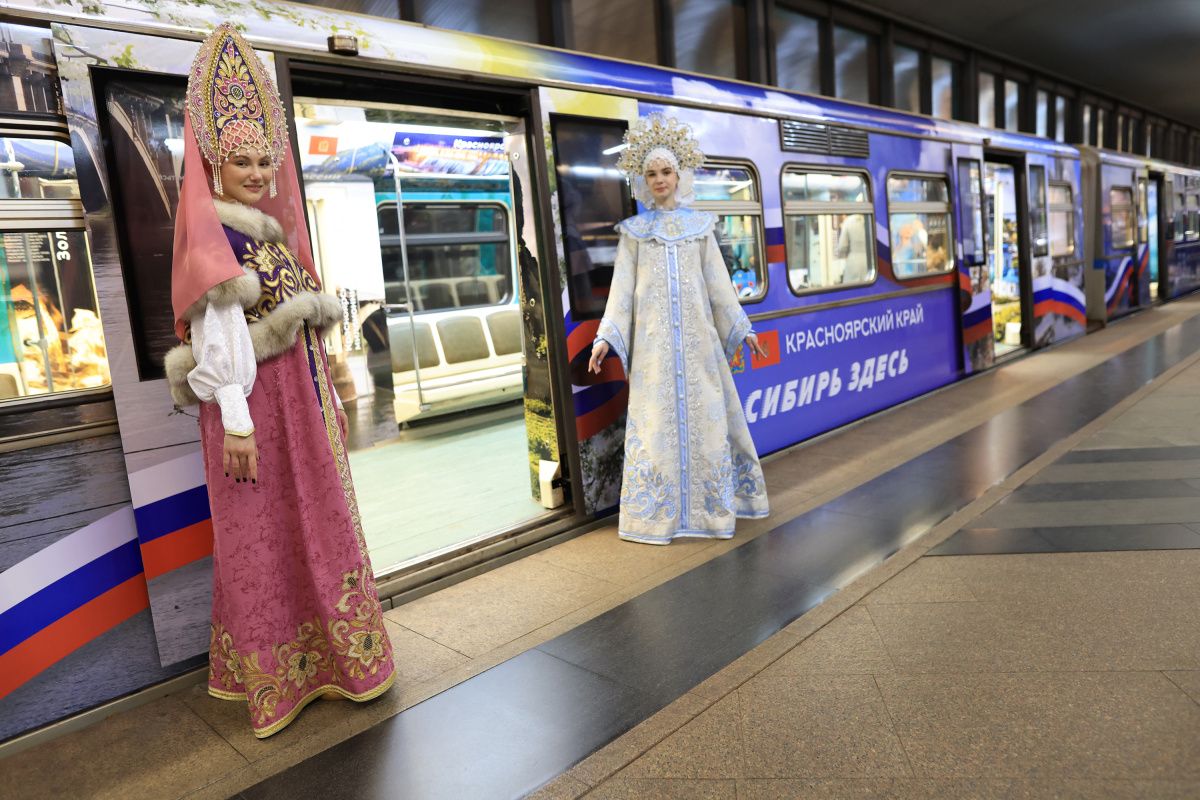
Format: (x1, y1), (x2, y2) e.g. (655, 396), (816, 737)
(731, 289), (959, 455)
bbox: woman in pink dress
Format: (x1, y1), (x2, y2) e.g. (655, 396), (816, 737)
(164, 23), (394, 738)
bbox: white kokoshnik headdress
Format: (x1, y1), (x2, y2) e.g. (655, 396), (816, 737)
(616, 113), (705, 209)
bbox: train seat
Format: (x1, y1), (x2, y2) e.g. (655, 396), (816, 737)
(384, 305), (525, 423)
(389, 319), (440, 373)
(486, 309), (522, 356)
(436, 317), (491, 363)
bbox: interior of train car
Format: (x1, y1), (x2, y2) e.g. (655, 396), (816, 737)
(294, 93), (552, 571)
(984, 160), (1026, 357)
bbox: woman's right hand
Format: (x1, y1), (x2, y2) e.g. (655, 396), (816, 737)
(223, 432), (258, 484)
(588, 340), (609, 374)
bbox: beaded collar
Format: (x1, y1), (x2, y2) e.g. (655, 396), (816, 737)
(616, 207), (716, 244)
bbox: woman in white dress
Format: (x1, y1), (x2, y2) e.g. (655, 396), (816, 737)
(589, 114), (770, 545)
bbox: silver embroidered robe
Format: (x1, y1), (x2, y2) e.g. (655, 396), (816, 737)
(596, 207), (769, 544)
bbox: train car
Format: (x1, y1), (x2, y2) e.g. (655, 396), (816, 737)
(0, 0), (1194, 750)
(1148, 157), (1200, 301)
(1081, 147), (1200, 322)
(301, 127), (524, 424)
(558, 101), (1084, 511)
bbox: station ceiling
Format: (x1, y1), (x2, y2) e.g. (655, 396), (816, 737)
(859, 0), (1200, 127)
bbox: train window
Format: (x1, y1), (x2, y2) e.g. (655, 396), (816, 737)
(1048, 183), (1075, 257)
(377, 202), (512, 312)
(0, 137), (78, 199)
(1109, 187), (1135, 247)
(0, 24), (62, 116)
(1188, 195), (1200, 241)
(550, 115), (632, 321)
(0, 228), (110, 402)
(886, 174), (954, 278)
(1174, 192), (1186, 242)
(1029, 165), (1049, 257)
(957, 159), (985, 265)
(781, 169), (876, 294)
(693, 162), (766, 302)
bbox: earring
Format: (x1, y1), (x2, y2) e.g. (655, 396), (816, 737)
(269, 174), (277, 199)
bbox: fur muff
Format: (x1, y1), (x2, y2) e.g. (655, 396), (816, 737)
(213, 198), (285, 242)
(164, 291), (343, 407)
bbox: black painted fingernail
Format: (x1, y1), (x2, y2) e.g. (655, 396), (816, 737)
(252, 479), (256, 484)
(225, 472), (229, 477)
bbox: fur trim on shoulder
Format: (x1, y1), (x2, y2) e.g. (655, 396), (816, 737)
(164, 342), (201, 407)
(214, 198), (285, 242)
(181, 272), (262, 322)
(246, 292), (343, 363)
(163, 291), (343, 407)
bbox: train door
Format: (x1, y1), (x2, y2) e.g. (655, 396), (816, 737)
(983, 157), (1030, 358)
(538, 89), (639, 515)
(1147, 173), (1165, 301)
(288, 67), (573, 577)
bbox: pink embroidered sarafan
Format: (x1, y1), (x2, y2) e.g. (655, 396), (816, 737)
(171, 22), (396, 739)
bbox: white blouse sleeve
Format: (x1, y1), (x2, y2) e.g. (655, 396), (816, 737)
(187, 300), (257, 436)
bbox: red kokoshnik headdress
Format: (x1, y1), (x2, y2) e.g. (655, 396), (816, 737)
(170, 22), (319, 340)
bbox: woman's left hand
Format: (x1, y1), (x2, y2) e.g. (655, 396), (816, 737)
(745, 332), (768, 360)
(336, 408), (349, 441)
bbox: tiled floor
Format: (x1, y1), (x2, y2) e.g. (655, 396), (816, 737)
(533, 327), (1200, 800)
(7, 297), (1200, 800)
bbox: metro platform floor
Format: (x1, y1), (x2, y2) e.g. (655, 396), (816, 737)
(7, 298), (1200, 799)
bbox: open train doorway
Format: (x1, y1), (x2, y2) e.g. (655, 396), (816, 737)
(1147, 173), (1165, 302)
(289, 71), (566, 576)
(983, 159), (1030, 358)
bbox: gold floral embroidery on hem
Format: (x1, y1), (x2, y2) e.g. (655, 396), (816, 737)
(207, 686), (246, 701)
(250, 669), (396, 739)
(208, 570), (394, 730)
